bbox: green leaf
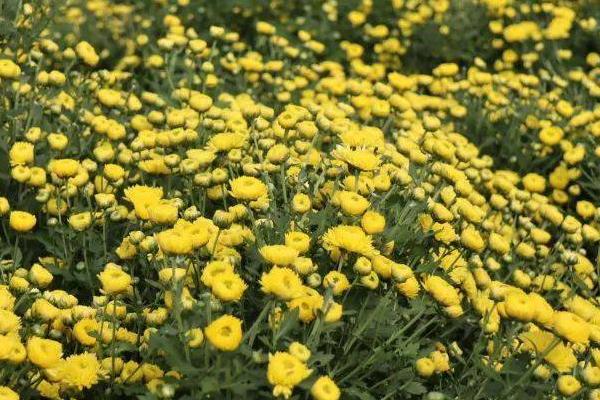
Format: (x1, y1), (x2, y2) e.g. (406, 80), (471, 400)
(403, 381), (427, 395)
(345, 387), (377, 400)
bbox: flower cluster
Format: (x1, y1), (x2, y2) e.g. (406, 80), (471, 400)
(0, 0), (600, 399)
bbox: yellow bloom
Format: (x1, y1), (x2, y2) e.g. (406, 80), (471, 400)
(207, 132), (247, 152)
(557, 375), (581, 397)
(47, 133), (69, 150)
(211, 271), (247, 302)
(261, 266), (304, 300)
(0, 197), (9, 215)
(138, 158), (171, 175)
(259, 245), (299, 265)
(0, 59), (20, 79)
(266, 144), (290, 163)
(0, 334), (26, 364)
(188, 93), (213, 112)
(582, 364), (600, 386)
(0, 386), (19, 400)
(311, 376), (341, 400)
(98, 263), (132, 295)
(561, 216), (581, 234)
(155, 228), (192, 255)
(337, 191), (370, 216)
(503, 21), (541, 42)
(148, 202), (178, 225)
(361, 210), (385, 234)
(288, 292), (324, 323)
(123, 185), (164, 220)
(285, 231), (311, 254)
(322, 225), (376, 257)
(27, 167), (46, 187)
(68, 212), (92, 231)
(159, 269), (187, 289)
(488, 232), (510, 254)
(522, 173), (546, 193)
(11, 166), (30, 183)
(267, 351), (312, 397)
(57, 352), (100, 390)
(429, 350), (450, 373)
(116, 239), (137, 260)
(229, 176), (268, 201)
(323, 271), (350, 296)
(9, 142), (34, 166)
(186, 328), (204, 348)
(174, 218), (211, 249)
(460, 225), (485, 253)
(0, 310), (20, 334)
(415, 357), (435, 377)
(97, 89), (125, 108)
(103, 163), (125, 181)
(423, 275), (460, 307)
(204, 315), (243, 351)
(48, 158), (80, 178)
(503, 292), (534, 322)
(28, 264), (52, 288)
(332, 146), (381, 171)
(348, 10), (366, 26)
(119, 360), (144, 383)
(27, 337), (62, 369)
(75, 41), (100, 66)
(73, 318), (99, 346)
(431, 222), (456, 244)
(539, 126), (563, 146)
(256, 21), (276, 35)
(553, 311), (590, 344)
(323, 301), (343, 323)
(30, 298), (60, 321)
(200, 260), (233, 286)
(288, 342), (311, 362)
(292, 193), (312, 213)
(576, 201), (596, 219)
(396, 277), (421, 299)
(186, 149), (216, 166)
(9, 211), (36, 232)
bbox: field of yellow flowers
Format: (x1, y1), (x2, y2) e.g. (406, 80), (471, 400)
(1, 0), (600, 398)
